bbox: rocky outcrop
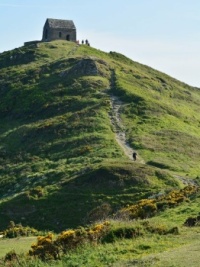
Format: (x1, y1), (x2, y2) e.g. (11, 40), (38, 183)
(60, 57), (109, 78)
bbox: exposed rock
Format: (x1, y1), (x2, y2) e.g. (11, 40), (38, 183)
(60, 58), (109, 78)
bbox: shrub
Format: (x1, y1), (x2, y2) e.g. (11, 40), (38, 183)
(4, 250), (20, 265)
(119, 199), (157, 220)
(28, 186), (44, 199)
(167, 226), (179, 234)
(118, 185), (199, 220)
(86, 203), (112, 222)
(184, 215), (200, 227)
(102, 226), (143, 243)
(142, 221), (179, 235)
(87, 221), (110, 243)
(29, 233), (59, 261)
(3, 221), (39, 238)
(29, 221), (110, 260)
(56, 229), (77, 253)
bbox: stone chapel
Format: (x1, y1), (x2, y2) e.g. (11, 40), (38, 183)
(42, 18), (77, 42)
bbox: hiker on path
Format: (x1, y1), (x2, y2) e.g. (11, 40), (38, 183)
(133, 152), (137, 161)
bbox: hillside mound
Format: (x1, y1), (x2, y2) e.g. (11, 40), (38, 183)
(0, 40), (199, 231)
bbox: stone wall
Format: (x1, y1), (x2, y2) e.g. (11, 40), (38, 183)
(42, 27), (76, 42)
(24, 40), (42, 46)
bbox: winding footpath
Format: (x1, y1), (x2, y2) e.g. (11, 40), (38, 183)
(108, 94), (145, 164)
(107, 93), (197, 186)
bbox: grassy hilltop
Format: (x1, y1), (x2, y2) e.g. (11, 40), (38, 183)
(0, 40), (200, 266)
(0, 40), (200, 231)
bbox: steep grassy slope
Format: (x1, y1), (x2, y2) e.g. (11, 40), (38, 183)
(0, 41), (199, 231)
(109, 52), (200, 175)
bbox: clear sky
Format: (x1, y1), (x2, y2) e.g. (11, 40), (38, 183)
(0, 0), (200, 87)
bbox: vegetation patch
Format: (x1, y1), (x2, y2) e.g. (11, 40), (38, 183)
(2, 221), (40, 238)
(118, 185), (199, 220)
(0, 40), (200, 266)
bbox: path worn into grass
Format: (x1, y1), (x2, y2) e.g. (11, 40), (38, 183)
(109, 94), (145, 164)
(142, 234), (200, 267)
(107, 92), (197, 185)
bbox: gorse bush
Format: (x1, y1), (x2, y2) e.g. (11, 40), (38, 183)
(117, 199), (157, 220)
(3, 221), (39, 238)
(2, 219), (181, 265)
(28, 216), (182, 262)
(118, 185), (199, 220)
(29, 221), (110, 260)
(29, 233), (58, 261)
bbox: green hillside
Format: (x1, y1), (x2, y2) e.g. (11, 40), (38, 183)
(0, 41), (200, 232)
(1, 187), (200, 266)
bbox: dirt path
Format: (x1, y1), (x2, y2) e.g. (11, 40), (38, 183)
(107, 92), (197, 185)
(109, 94), (145, 164)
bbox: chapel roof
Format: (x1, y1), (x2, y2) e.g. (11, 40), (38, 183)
(45, 18), (76, 29)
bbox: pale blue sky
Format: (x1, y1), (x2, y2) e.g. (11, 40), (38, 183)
(1, 0), (200, 87)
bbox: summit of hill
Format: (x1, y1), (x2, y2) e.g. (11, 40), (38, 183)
(0, 40), (200, 231)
